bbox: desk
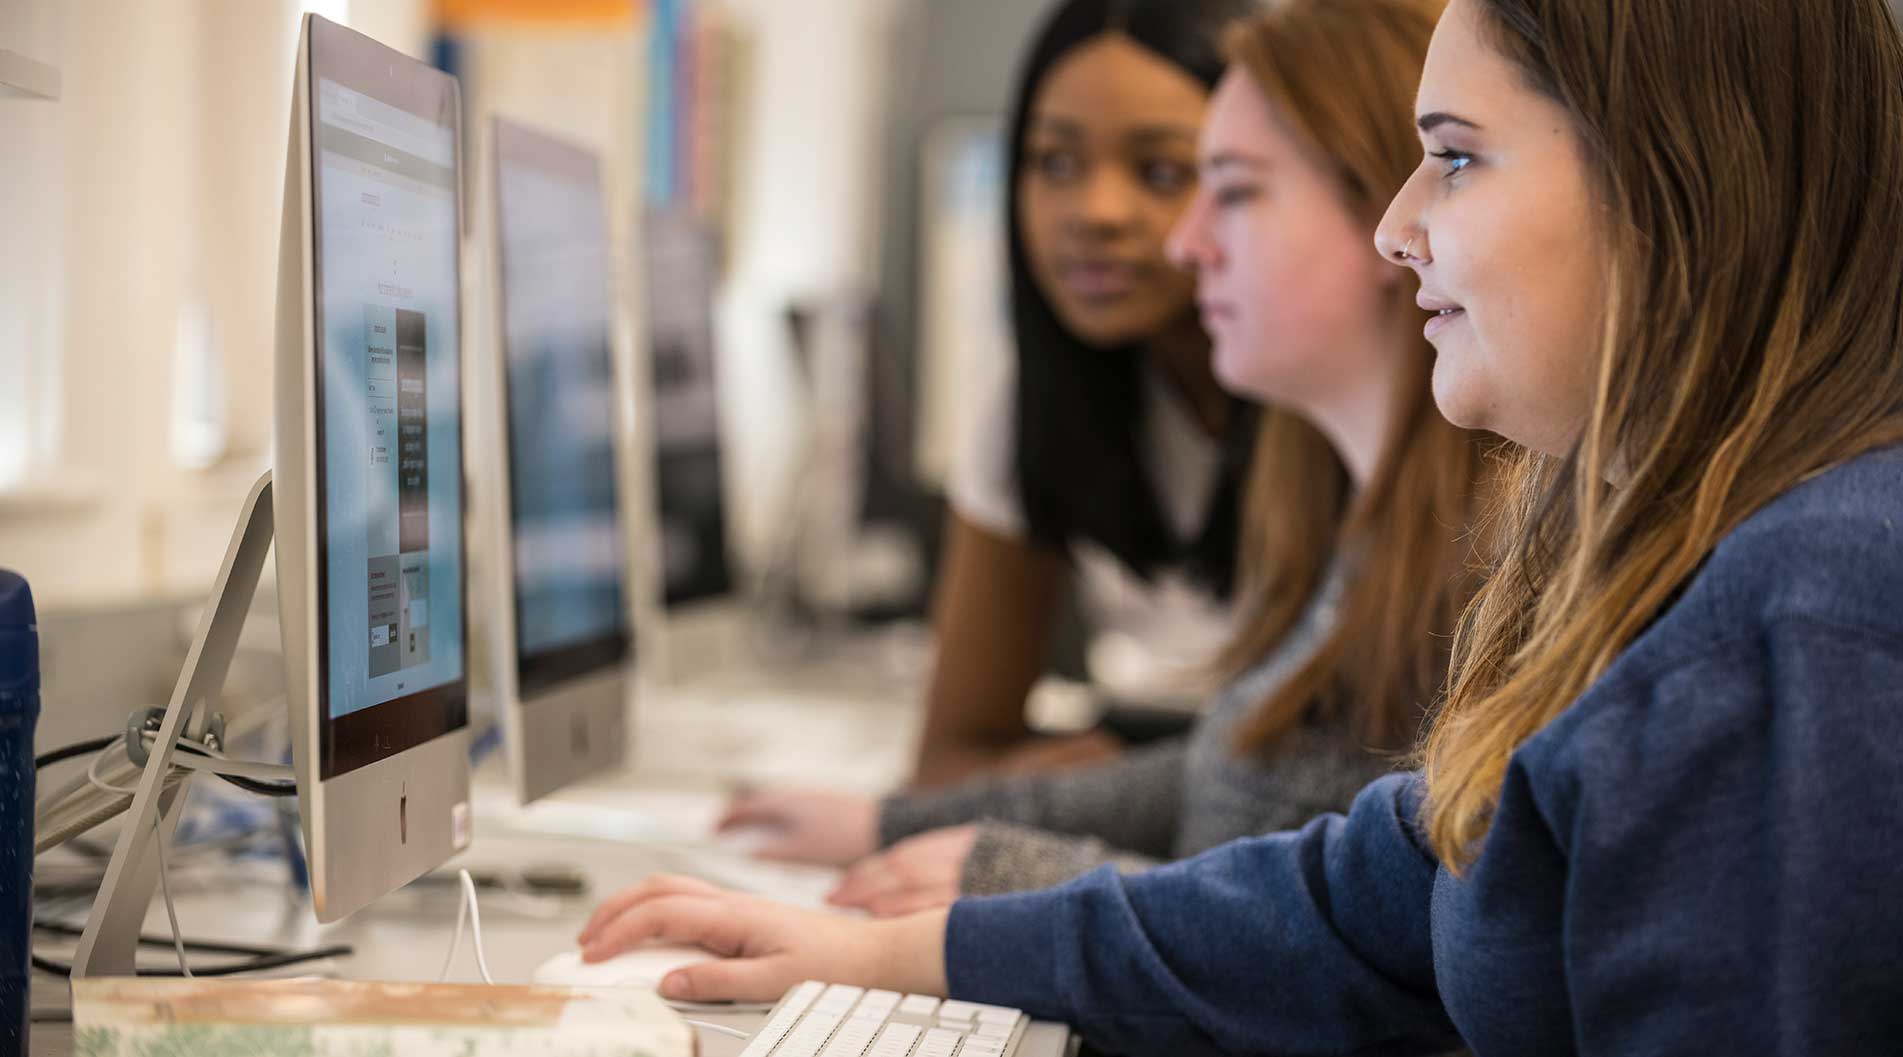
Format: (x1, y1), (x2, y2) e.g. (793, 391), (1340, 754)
(27, 636), (1073, 1056)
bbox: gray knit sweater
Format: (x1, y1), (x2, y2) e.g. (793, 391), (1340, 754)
(880, 562), (1407, 896)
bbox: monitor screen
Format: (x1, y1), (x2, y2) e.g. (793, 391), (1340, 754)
(493, 122), (631, 697)
(309, 57), (467, 778)
(642, 209), (733, 606)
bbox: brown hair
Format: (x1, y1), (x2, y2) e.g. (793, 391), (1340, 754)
(1424, 0), (1903, 871)
(1215, 0), (1495, 758)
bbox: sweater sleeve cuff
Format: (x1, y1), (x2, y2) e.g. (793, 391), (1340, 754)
(877, 792), (954, 848)
(944, 889), (1069, 1015)
(962, 822), (1157, 896)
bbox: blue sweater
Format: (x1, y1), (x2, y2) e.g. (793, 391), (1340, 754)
(945, 447), (1903, 1056)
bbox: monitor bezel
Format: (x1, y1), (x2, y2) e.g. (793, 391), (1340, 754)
(306, 14), (470, 781)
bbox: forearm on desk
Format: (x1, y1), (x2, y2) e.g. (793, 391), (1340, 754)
(880, 740), (1188, 858)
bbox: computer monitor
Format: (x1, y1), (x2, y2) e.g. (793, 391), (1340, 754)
(275, 14), (472, 922)
(481, 116), (634, 804)
(640, 209), (734, 608)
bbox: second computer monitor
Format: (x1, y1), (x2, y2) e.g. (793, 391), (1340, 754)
(485, 117), (634, 804)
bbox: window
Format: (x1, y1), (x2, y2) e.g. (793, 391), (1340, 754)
(0, 5), (65, 493)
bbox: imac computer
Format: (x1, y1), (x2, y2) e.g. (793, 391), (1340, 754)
(73, 13), (472, 974)
(276, 13), (474, 922)
(481, 116), (634, 804)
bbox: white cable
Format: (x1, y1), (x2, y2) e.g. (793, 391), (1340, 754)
(152, 808), (192, 977)
(461, 869), (495, 985)
(682, 1020), (752, 1041)
(86, 745), (146, 797)
(37, 763), (98, 812)
(437, 869), (496, 985)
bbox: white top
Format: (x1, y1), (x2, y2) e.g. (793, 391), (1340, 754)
(947, 342), (1236, 709)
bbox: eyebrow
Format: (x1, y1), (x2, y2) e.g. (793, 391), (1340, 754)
(1200, 151), (1268, 172)
(1127, 126), (1197, 147)
(1028, 116), (1198, 146)
(1417, 112), (1482, 134)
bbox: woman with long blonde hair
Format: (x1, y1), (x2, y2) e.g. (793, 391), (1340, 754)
(575, 0), (1903, 1051)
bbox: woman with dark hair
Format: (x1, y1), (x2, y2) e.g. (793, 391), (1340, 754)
(578, 0), (1903, 1052)
(925, 0), (1263, 785)
(719, 0), (1263, 862)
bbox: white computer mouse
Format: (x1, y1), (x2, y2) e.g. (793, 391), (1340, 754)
(533, 943), (718, 991)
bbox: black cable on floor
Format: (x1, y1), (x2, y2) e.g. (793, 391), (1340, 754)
(31, 944), (354, 979)
(33, 919), (288, 958)
(34, 735), (121, 769)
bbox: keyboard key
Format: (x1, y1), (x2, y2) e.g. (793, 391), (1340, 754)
(866, 1023), (921, 1057)
(963, 1042), (1006, 1057)
(916, 1028), (965, 1057)
(777, 1011), (844, 1057)
(974, 1008), (1020, 1026)
(818, 1017), (881, 1057)
(737, 983), (826, 1057)
(935, 1001), (982, 1025)
(973, 1019), (1016, 1040)
(897, 994), (941, 1018)
(814, 984), (867, 1016)
(853, 989), (902, 1019)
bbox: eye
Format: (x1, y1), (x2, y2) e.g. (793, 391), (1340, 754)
(1028, 148), (1085, 185)
(1213, 184), (1260, 208)
(1429, 149), (1473, 178)
(1139, 159), (1196, 195)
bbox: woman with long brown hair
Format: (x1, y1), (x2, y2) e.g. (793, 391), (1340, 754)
(699, 0), (1485, 919)
(576, 0), (1903, 1051)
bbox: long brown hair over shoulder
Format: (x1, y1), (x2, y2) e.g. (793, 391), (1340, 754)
(1215, 0), (1495, 759)
(1424, 0), (1903, 871)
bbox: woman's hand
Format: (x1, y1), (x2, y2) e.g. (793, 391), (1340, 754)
(827, 825), (978, 917)
(715, 788), (880, 865)
(576, 874), (949, 1002)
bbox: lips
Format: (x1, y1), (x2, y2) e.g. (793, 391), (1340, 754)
(1416, 291), (1466, 340)
(1059, 259), (1145, 301)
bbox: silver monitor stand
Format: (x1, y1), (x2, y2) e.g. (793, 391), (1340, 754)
(71, 471), (274, 978)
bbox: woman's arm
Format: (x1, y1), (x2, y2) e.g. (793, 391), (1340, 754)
(911, 513), (1119, 788)
(582, 775), (1457, 1056)
(828, 743), (1187, 915)
(882, 739), (1187, 855)
(945, 773), (1456, 1056)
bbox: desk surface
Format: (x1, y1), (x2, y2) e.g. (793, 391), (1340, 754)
(28, 636), (1073, 1056)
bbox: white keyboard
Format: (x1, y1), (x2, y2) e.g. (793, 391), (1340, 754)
(737, 981), (1029, 1057)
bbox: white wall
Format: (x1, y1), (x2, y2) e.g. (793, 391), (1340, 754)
(0, 0), (897, 614)
(0, 0), (66, 490)
(714, 0), (896, 566)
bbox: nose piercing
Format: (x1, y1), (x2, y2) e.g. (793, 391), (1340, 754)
(1399, 237), (1417, 262)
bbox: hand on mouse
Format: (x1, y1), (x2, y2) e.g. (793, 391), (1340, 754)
(826, 825), (977, 918)
(715, 787), (878, 865)
(576, 873), (948, 1003)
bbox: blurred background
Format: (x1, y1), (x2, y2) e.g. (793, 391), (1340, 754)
(1, 0), (1085, 745)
